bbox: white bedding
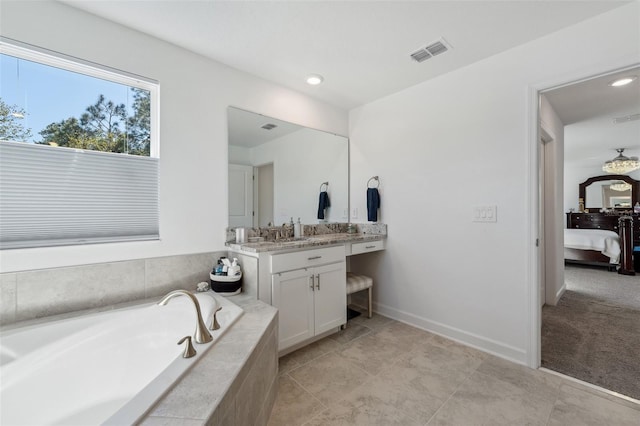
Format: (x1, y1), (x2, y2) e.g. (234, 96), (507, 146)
(564, 228), (621, 264)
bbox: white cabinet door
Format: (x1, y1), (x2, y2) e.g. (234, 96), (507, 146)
(272, 268), (314, 350)
(313, 262), (347, 336)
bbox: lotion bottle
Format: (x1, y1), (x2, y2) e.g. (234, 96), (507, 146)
(294, 217), (302, 239)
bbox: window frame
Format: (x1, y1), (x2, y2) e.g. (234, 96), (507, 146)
(0, 38), (161, 250)
(0, 37), (160, 157)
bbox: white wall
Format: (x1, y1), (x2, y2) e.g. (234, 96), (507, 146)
(349, 2), (639, 363)
(0, 0), (347, 273)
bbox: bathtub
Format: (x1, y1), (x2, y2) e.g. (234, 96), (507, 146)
(0, 292), (243, 425)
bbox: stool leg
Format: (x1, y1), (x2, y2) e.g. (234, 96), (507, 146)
(368, 287), (372, 318)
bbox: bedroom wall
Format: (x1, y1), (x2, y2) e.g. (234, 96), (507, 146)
(0, 0), (348, 273)
(348, 2), (639, 364)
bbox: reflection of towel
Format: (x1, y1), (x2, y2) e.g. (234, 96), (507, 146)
(367, 188), (380, 221)
(317, 191), (330, 219)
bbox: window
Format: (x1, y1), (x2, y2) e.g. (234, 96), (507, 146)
(0, 39), (159, 249)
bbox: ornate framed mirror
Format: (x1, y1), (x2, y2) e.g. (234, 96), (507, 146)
(579, 174), (640, 210)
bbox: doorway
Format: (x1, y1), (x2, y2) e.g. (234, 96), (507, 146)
(536, 65), (640, 401)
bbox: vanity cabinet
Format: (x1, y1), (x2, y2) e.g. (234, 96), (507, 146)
(271, 246), (346, 351)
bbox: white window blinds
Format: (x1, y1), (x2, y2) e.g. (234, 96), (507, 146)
(0, 141), (159, 249)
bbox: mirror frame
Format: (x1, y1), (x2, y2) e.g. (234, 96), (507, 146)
(580, 174), (640, 210)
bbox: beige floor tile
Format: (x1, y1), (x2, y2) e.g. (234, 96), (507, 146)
(378, 341), (485, 404)
(348, 310), (394, 331)
(427, 371), (555, 426)
(289, 352), (370, 406)
(278, 353), (301, 376)
(372, 320), (430, 347)
(477, 355), (563, 404)
(329, 322), (372, 345)
(303, 387), (424, 426)
(332, 320), (433, 376)
(547, 384), (640, 426)
(347, 373), (447, 424)
(268, 375), (326, 426)
(335, 328), (415, 376)
(286, 336), (343, 366)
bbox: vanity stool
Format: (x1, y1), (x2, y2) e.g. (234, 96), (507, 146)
(346, 272), (373, 318)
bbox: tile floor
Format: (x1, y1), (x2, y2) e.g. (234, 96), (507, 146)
(268, 309), (640, 426)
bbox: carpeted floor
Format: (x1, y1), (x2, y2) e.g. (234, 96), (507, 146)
(542, 264), (640, 401)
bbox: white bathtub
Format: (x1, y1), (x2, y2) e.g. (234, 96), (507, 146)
(0, 292), (243, 425)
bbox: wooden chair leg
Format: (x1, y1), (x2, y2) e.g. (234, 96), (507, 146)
(368, 287), (372, 318)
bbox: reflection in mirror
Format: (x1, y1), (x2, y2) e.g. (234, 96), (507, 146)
(227, 107), (348, 227)
(585, 180), (632, 208)
(580, 174), (639, 210)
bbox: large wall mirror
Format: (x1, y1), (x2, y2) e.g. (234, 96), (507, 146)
(227, 107), (349, 228)
(580, 174), (640, 210)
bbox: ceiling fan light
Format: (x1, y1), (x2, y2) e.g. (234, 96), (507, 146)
(602, 148), (640, 174)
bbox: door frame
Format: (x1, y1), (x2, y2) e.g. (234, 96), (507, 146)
(526, 59), (639, 369)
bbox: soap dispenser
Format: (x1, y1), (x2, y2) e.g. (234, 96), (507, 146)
(294, 217), (302, 239)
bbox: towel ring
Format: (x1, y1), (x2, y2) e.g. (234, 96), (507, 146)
(367, 176), (379, 188)
(319, 182), (329, 192)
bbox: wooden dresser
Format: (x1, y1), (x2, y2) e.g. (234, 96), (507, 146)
(566, 212), (639, 247)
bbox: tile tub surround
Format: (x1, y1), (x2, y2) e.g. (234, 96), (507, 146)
(0, 251), (227, 326)
(270, 309), (640, 426)
(1, 292), (278, 425)
(142, 294), (278, 425)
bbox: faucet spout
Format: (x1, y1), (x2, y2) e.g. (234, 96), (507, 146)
(158, 290), (213, 344)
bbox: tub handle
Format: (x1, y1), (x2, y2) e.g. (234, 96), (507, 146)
(178, 336), (197, 358)
(209, 306), (222, 331)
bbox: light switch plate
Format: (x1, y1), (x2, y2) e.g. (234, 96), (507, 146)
(473, 205), (497, 222)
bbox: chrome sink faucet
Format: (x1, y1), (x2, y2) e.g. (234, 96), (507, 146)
(157, 290), (213, 344)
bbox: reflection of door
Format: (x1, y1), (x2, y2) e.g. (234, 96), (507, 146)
(229, 164), (253, 227)
(257, 163), (274, 227)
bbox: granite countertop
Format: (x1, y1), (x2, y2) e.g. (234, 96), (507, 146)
(226, 232), (386, 253)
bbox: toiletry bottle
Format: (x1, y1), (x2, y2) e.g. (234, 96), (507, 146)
(294, 217), (302, 238)
(228, 258), (241, 276)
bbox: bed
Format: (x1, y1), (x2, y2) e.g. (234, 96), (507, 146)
(564, 228), (621, 269)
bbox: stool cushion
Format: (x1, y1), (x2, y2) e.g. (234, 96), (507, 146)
(346, 273), (373, 295)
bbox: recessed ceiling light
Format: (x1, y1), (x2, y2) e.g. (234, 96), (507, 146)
(306, 74), (324, 85)
(609, 76), (637, 87)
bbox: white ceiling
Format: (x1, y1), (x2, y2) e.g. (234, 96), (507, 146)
(61, 0), (629, 110)
(544, 66), (640, 169)
(61, 0), (637, 170)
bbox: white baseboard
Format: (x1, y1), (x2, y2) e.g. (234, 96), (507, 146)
(372, 301), (528, 365)
(553, 282), (567, 306)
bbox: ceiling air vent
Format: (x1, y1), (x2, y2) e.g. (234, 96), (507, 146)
(261, 123), (277, 130)
(410, 38), (451, 63)
(613, 113), (640, 124)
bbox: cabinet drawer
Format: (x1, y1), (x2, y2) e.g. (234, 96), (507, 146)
(351, 239), (385, 255)
(271, 245), (345, 273)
